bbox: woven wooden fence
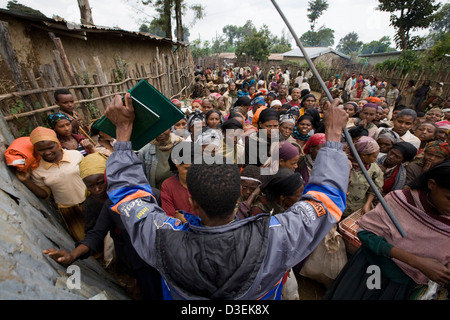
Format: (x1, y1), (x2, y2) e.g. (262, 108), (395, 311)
(0, 20), (195, 140)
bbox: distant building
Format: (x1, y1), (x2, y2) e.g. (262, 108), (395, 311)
(281, 47), (350, 66)
(358, 49), (426, 66)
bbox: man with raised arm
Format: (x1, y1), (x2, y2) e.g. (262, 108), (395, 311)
(104, 93), (350, 300)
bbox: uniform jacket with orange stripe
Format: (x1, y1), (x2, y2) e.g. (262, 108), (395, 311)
(106, 140), (349, 300)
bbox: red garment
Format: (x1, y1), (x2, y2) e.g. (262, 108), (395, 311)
(160, 175), (195, 217)
(356, 90), (363, 99)
(382, 165), (400, 194)
(289, 100), (300, 107)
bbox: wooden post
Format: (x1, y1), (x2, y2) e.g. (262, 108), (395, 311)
(24, 68), (52, 117)
(93, 55), (112, 105)
(49, 32), (90, 123)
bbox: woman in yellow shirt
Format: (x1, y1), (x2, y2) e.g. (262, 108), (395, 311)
(15, 127), (86, 241)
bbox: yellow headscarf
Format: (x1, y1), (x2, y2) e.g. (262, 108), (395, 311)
(29, 127), (60, 147)
(79, 152), (108, 179)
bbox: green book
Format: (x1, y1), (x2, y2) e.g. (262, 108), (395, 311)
(93, 79), (185, 150)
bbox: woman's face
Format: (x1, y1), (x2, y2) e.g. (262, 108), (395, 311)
(427, 179), (450, 216)
(384, 148), (404, 168)
(393, 115), (415, 136)
(280, 122), (294, 140)
(174, 119), (187, 130)
(156, 129), (171, 144)
(217, 97), (225, 109)
(414, 123), (436, 142)
(206, 113), (221, 129)
(437, 128), (447, 142)
(34, 141), (61, 163)
(423, 150), (446, 168)
(280, 155), (300, 171)
(360, 151), (379, 166)
(282, 186), (304, 208)
(83, 174), (107, 198)
(240, 179), (260, 201)
(259, 120), (279, 139)
(296, 119), (313, 136)
(303, 97), (316, 109)
(425, 110), (442, 123)
(229, 83), (236, 91)
(343, 104), (356, 117)
(54, 119), (72, 137)
(377, 138), (394, 154)
(359, 107), (377, 124)
(375, 108), (384, 121)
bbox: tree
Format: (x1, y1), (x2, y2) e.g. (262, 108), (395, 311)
(77, 0), (94, 25)
(307, 0), (329, 31)
(377, 0), (441, 50)
(6, 0), (47, 18)
(360, 36), (396, 54)
(336, 32), (363, 55)
(300, 27), (334, 47)
(190, 38), (211, 60)
(222, 20), (256, 47)
(235, 26), (271, 62)
(140, 0), (204, 41)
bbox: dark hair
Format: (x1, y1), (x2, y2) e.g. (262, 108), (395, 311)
(187, 163), (241, 219)
(349, 126), (369, 139)
(260, 168), (304, 201)
(54, 89), (72, 101)
(395, 108), (417, 121)
(240, 165), (262, 183)
(205, 109), (222, 121)
(229, 112), (244, 121)
(393, 104), (407, 112)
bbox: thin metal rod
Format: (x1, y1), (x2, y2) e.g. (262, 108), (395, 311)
(270, 0), (406, 237)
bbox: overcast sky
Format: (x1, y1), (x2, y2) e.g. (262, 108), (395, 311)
(2, 0), (448, 49)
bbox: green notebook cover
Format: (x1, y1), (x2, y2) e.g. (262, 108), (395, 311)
(93, 79), (185, 150)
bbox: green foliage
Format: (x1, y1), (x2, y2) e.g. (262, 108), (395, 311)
(235, 26), (271, 62)
(374, 50), (425, 75)
(307, 0), (329, 31)
(427, 31), (450, 63)
(7, 0), (47, 18)
(377, 0), (441, 50)
(300, 27), (334, 47)
(222, 21), (256, 47)
(336, 32), (363, 55)
(431, 3), (450, 33)
(360, 36), (396, 54)
(190, 38), (211, 59)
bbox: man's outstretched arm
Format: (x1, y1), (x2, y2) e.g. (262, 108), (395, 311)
(104, 94), (183, 268)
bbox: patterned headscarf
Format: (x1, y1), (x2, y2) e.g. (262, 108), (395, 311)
(354, 136), (380, 155)
(424, 141), (450, 158)
(47, 112), (70, 129)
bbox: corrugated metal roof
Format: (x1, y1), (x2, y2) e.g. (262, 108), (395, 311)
(281, 47), (350, 60)
(0, 8), (187, 46)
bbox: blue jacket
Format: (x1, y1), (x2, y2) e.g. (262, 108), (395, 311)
(106, 140), (349, 300)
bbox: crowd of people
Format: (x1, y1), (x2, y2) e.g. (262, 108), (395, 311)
(4, 63), (450, 301)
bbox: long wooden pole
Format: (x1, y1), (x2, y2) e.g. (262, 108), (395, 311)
(270, 0), (406, 237)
